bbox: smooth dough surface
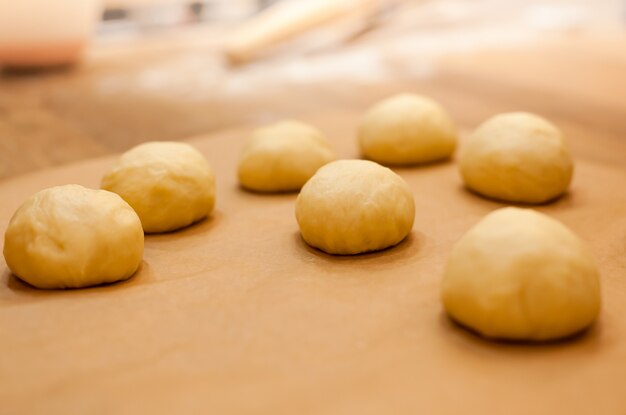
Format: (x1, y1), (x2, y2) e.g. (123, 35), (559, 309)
(295, 159), (415, 255)
(101, 141), (215, 233)
(460, 112), (573, 203)
(3, 185), (144, 289)
(358, 93), (457, 165)
(441, 207), (600, 341)
(238, 120), (335, 192)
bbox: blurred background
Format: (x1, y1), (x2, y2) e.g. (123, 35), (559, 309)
(1, 0), (625, 179)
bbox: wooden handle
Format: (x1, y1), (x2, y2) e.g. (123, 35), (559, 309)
(223, 0), (384, 64)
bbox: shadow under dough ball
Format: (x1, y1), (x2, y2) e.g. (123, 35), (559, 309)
(459, 112), (573, 204)
(101, 141), (216, 233)
(3, 185), (144, 289)
(441, 207), (600, 341)
(295, 159), (415, 255)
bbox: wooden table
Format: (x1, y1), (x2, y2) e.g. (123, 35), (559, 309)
(1, 2), (625, 180)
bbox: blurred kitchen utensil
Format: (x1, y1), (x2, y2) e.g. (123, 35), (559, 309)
(223, 0), (391, 64)
(0, 0), (102, 68)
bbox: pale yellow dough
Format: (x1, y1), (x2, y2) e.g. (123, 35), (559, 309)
(3, 185), (144, 289)
(295, 159), (415, 255)
(238, 120), (335, 192)
(102, 141), (215, 233)
(441, 207), (600, 341)
(358, 93), (457, 165)
(460, 112), (573, 203)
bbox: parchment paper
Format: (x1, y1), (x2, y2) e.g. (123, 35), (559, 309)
(1, 118), (625, 414)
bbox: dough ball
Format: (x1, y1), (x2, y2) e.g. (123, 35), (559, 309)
(238, 120), (335, 192)
(101, 141), (215, 233)
(3, 185), (144, 289)
(441, 207), (600, 341)
(358, 93), (457, 165)
(460, 112), (573, 203)
(295, 159), (415, 255)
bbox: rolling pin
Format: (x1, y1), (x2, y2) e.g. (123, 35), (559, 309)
(223, 0), (388, 64)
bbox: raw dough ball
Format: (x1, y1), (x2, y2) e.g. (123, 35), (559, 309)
(238, 120), (335, 192)
(460, 112), (573, 203)
(3, 185), (144, 289)
(101, 141), (215, 233)
(441, 207), (600, 341)
(358, 93), (457, 165)
(295, 159), (415, 255)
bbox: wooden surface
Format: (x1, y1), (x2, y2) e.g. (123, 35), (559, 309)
(1, 115), (626, 414)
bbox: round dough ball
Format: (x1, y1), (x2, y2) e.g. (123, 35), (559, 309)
(3, 185), (144, 289)
(238, 120), (335, 192)
(295, 159), (415, 255)
(101, 141), (215, 233)
(460, 112), (573, 203)
(441, 207), (600, 341)
(358, 93), (457, 165)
